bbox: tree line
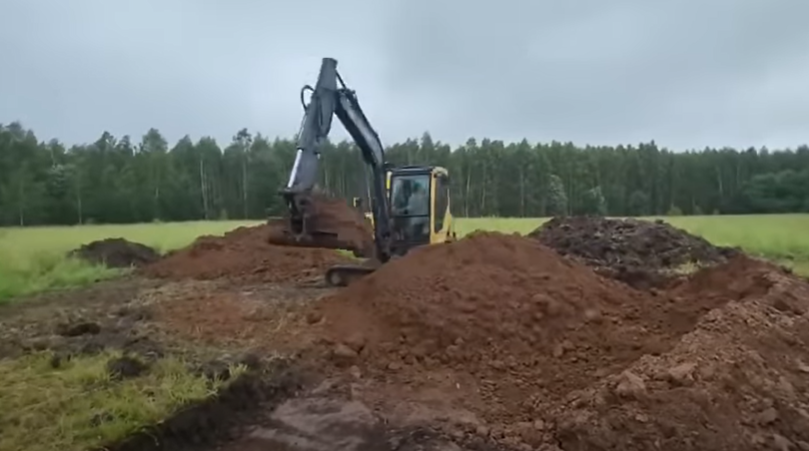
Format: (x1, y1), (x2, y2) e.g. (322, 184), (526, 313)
(1, 121), (808, 226)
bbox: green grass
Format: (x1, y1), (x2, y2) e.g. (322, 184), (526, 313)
(0, 350), (243, 451)
(0, 221), (259, 303)
(1, 215), (808, 303)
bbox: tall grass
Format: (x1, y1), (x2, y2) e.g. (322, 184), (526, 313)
(1, 215), (808, 303)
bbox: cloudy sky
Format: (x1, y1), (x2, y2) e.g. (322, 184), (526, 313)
(2, 0), (808, 151)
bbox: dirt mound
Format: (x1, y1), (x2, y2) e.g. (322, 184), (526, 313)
(69, 238), (160, 268)
(302, 230), (809, 449)
(530, 216), (739, 289)
(549, 266), (809, 451)
(141, 221), (353, 283)
(268, 193), (376, 258)
(309, 233), (776, 437)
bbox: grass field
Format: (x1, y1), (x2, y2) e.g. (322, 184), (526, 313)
(1, 214), (808, 303)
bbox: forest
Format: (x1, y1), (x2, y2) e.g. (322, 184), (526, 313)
(1, 121), (808, 226)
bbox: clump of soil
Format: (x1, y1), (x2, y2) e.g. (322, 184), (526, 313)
(70, 238), (160, 268)
(303, 231), (802, 448)
(530, 216), (739, 289)
(106, 355), (149, 380)
(56, 321), (101, 337)
(140, 221), (354, 284)
(268, 193), (376, 258)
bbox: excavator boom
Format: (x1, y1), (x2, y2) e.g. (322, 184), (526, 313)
(279, 57), (393, 262)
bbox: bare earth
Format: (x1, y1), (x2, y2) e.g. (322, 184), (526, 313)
(5, 213), (809, 451)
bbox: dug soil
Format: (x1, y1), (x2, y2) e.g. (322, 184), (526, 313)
(300, 231), (809, 450)
(267, 193), (376, 258)
(27, 212), (809, 451)
(0, 278), (173, 360)
(69, 238), (161, 268)
(140, 220), (356, 284)
(530, 216), (739, 289)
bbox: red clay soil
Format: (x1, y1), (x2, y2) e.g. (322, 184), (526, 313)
(268, 193), (376, 258)
(306, 231), (803, 449)
(140, 221), (353, 284)
(149, 283), (329, 351)
(549, 267), (809, 451)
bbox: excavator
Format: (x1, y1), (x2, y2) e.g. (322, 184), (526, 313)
(276, 57), (456, 286)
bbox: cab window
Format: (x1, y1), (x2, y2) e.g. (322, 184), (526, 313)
(390, 174), (430, 217)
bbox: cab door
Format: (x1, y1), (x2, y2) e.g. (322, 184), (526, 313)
(430, 171), (451, 244)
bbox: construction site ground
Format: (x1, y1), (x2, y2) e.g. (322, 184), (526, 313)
(3, 213), (809, 451)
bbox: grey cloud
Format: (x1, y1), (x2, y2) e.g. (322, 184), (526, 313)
(1, 0), (808, 151)
(385, 0), (809, 149)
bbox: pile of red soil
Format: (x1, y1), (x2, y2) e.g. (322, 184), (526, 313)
(69, 238), (160, 268)
(530, 216), (739, 289)
(268, 193), (376, 258)
(307, 231), (801, 449)
(549, 266), (809, 451)
(141, 221), (354, 283)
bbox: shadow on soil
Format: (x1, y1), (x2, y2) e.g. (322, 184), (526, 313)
(100, 361), (303, 451)
(100, 360), (517, 451)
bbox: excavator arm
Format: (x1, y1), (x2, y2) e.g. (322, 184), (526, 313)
(281, 57), (393, 262)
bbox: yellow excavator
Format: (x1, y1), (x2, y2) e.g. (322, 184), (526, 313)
(277, 57), (456, 286)
(351, 166), (455, 244)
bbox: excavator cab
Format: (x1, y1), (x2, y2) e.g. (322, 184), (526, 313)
(387, 165), (456, 255)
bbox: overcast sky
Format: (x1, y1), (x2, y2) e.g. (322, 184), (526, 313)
(2, 0), (808, 151)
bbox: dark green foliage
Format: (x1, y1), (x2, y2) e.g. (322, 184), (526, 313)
(0, 121), (808, 225)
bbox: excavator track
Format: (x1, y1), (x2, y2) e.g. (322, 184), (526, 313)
(324, 260), (382, 287)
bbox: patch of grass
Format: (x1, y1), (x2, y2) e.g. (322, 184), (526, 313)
(0, 221), (260, 256)
(0, 221), (258, 304)
(659, 214), (809, 265)
(0, 250), (122, 303)
(0, 350), (241, 451)
(1, 215), (809, 303)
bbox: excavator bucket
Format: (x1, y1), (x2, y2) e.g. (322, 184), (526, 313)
(268, 193), (376, 259)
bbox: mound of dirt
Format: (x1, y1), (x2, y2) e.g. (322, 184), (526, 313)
(69, 238), (160, 268)
(268, 193), (376, 258)
(140, 221), (354, 283)
(530, 216), (739, 289)
(309, 233), (777, 436)
(549, 266), (809, 451)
